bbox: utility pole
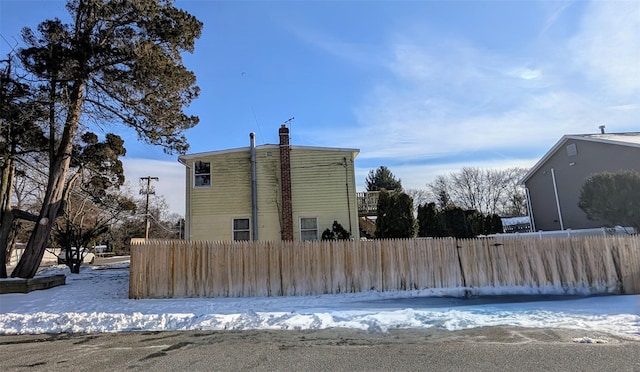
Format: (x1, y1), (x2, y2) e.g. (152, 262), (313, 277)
(140, 176), (159, 239)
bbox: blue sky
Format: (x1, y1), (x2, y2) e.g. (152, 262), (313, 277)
(1, 0), (639, 216)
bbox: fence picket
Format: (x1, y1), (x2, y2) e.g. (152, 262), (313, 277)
(129, 236), (640, 299)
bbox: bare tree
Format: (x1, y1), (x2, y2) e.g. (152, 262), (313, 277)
(13, 163), (46, 212)
(54, 178), (136, 273)
(427, 167), (529, 216)
(449, 167), (484, 213)
(427, 175), (453, 210)
(107, 193), (181, 253)
(502, 167), (529, 216)
(405, 188), (430, 213)
(142, 196), (182, 240)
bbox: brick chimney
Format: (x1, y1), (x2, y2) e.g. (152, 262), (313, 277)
(279, 124), (293, 240)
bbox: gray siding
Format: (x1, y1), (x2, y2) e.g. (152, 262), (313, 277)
(525, 140), (640, 231)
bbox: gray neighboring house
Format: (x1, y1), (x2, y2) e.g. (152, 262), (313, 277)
(521, 131), (640, 232)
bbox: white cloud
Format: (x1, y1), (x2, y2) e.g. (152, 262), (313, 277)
(569, 0), (640, 95)
(509, 67), (542, 80)
(122, 158), (185, 216)
(316, 0), (639, 181)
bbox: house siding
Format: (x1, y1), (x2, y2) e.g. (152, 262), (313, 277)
(182, 144), (358, 241)
(255, 147), (283, 241)
(525, 139), (640, 231)
(289, 148), (358, 240)
(189, 151), (253, 240)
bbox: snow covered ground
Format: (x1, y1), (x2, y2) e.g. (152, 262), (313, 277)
(1, 259), (639, 337)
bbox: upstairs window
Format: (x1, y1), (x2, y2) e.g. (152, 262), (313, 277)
(194, 161), (211, 187)
(300, 217), (318, 241)
(233, 218), (251, 241)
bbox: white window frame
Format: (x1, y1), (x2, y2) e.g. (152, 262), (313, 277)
(299, 217), (318, 241)
(193, 161), (211, 188)
(232, 217), (251, 241)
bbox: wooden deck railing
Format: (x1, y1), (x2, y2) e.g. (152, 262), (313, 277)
(356, 191), (379, 216)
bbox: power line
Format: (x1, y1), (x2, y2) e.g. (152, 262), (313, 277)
(146, 212), (180, 234)
(139, 176), (158, 239)
(241, 71), (265, 143)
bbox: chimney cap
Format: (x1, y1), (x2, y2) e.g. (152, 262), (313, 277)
(598, 125), (605, 134)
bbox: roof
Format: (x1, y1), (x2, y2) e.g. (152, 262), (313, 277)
(577, 133), (640, 146)
(178, 144), (360, 164)
(501, 216), (531, 226)
(520, 132), (640, 184)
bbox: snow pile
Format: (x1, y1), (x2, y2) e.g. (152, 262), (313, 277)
(1, 262), (639, 336)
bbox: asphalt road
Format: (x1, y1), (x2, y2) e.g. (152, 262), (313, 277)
(1, 327), (639, 371)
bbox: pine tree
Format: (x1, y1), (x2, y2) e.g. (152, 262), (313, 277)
(375, 190), (416, 238)
(12, 0), (203, 278)
(365, 166), (402, 192)
(417, 202), (446, 237)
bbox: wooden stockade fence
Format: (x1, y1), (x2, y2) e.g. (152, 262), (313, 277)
(129, 236), (640, 299)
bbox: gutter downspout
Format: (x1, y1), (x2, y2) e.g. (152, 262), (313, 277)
(250, 133), (258, 241)
(343, 157), (353, 237)
(525, 187), (536, 232)
(178, 157), (192, 240)
(550, 168), (564, 230)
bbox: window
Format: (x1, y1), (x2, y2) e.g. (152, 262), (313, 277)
(300, 217), (318, 241)
(233, 218), (251, 241)
(194, 161), (211, 187)
(566, 143), (577, 157)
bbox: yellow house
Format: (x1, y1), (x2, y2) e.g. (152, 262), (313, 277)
(178, 125), (360, 241)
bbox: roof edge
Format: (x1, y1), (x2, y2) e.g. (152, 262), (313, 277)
(520, 132), (640, 184)
(178, 144), (360, 162)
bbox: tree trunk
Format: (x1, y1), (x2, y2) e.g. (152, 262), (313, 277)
(11, 81), (85, 279)
(70, 256), (81, 274)
(0, 204), (7, 278)
(0, 212), (14, 278)
(0, 158), (15, 278)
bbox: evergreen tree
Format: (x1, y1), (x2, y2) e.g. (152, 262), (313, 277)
(485, 214), (504, 234)
(444, 207), (473, 239)
(321, 221), (351, 240)
(365, 166), (402, 192)
(0, 58), (47, 278)
(579, 170), (640, 230)
(12, 0), (203, 278)
(417, 202), (446, 237)
(465, 209), (484, 236)
(375, 190), (416, 238)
